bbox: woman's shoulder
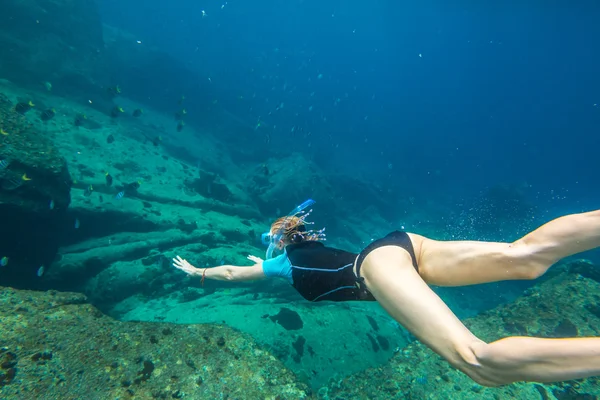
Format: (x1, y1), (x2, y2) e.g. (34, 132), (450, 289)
(287, 240), (326, 251)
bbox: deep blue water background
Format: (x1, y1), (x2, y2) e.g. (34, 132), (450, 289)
(98, 0), (600, 261)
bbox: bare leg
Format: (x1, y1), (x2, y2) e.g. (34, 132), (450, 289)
(360, 246), (600, 386)
(416, 209), (600, 286)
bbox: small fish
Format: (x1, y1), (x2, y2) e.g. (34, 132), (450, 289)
(106, 134), (115, 144)
(0, 159), (9, 169)
(84, 184), (93, 197)
(49, 199), (55, 210)
(74, 114), (87, 127)
(152, 136), (162, 146)
(74, 218), (80, 229)
(115, 190), (125, 200)
(40, 108), (56, 121)
(110, 106), (124, 118)
(127, 180), (141, 190)
(22, 173), (32, 181)
(37, 266), (45, 277)
(132, 108), (143, 117)
(105, 172), (113, 186)
(175, 109), (187, 120)
(15, 101), (35, 114)
(0, 129), (8, 136)
(2, 177), (21, 190)
(176, 121), (185, 132)
(178, 95), (185, 105)
(44, 81), (52, 91)
(0, 256), (8, 267)
(107, 85), (121, 96)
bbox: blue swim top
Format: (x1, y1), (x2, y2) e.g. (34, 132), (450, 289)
(261, 252), (293, 283)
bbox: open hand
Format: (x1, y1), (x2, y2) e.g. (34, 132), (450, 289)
(172, 255), (201, 276)
(247, 255), (263, 264)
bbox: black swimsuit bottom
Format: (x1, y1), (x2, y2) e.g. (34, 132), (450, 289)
(354, 231), (419, 296)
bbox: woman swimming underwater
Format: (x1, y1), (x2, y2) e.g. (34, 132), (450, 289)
(173, 199), (600, 387)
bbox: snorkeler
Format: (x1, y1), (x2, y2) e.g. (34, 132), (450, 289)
(172, 200), (600, 387)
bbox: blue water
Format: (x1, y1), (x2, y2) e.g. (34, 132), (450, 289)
(1, 0), (599, 395)
(99, 2), (599, 194)
(99, 0), (600, 256)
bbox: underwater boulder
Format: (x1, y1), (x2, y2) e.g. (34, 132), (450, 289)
(0, 94), (71, 212)
(99, 24), (213, 115)
(0, 286), (311, 398)
(0, 0), (104, 96)
(268, 307), (304, 331)
(0, 94), (71, 286)
(250, 152), (334, 215)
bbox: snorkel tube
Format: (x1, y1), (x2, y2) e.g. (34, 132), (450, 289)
(263, 199), (316, 259)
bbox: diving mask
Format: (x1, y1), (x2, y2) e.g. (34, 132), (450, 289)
(262, 199), (316, 259)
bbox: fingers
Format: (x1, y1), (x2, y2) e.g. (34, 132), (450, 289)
(172, 256), (187, 270)
(247, 255), (263, 263)
(173, 255), (196, 276)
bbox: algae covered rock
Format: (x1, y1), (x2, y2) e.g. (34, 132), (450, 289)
(0, 286), (311, 399)
(0, 0), (103, 93)
(0, 94), (71, 212)
(0, 93), (72, 285)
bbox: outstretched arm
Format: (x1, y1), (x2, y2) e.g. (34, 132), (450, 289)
(172, 255), (266, 282)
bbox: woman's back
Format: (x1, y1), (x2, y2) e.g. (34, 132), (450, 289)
(283, 241), (371, 302)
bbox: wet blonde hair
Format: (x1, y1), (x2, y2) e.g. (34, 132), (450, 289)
(270, 215), (321, 244)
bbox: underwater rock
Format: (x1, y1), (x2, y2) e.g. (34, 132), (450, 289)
(269, 307), (304, 331)
(367, 315), (380, 331)
(0, 0), (103, 95)
(0, 94), (71, 286)
(184, 175), (233, 202)
(0, 286), (310, 399)
(0, 94), (71, 212)
(292, 336), (306, 363)
(325, 268), (600, 399)
(44, 228), (218, 303)
(0, 1), (204, 115)
(249, 153), (397, 225)
(100, 25), (213, 117)
(567, 259), (600, 283)
(250, 153), (334, 216)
